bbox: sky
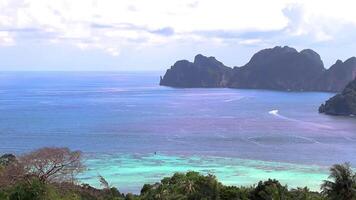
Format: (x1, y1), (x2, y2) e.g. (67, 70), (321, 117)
(1, 0), (356, 71)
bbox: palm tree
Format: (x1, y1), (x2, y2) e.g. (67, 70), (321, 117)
(321, 162), (356, 200)
(98, 175), (110, 189)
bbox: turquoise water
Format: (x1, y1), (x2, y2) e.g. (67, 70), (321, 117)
(80, 153), (327, 192)
(0, 72), (355, 193)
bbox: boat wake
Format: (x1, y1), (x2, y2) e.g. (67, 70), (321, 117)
(248, 135), (320, 145)
(223, 97), (245, 102)
(268, 109), (279, 115)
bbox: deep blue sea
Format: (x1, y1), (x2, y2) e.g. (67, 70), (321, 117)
(0, 72), (355, 192)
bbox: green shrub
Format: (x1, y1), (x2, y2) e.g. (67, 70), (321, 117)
(8, 179), (46, 200)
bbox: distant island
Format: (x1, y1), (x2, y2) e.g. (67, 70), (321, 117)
(160, 46), (356, 92)
(319, 78), (356, 116)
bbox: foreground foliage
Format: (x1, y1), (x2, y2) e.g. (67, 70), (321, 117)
(0, 148), (355, 200)
(321, 163), (356, 200)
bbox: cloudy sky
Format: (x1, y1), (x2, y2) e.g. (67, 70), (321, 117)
(1, 0), (356, 71)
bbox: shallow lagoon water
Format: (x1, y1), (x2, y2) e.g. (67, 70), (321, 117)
(80, 153), (327, 192)
(0, 72), (355, 193)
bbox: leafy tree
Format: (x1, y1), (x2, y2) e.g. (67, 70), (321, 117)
(139, 171), (221, 200)
(250, 179), (289, 200)
(289, 187), (325, 200)
(321, 162), (356, 200)
(220, 185), (251, 200)
(125, 193), (140, 200)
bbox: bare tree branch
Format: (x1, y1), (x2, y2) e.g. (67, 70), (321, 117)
(19, 147), (85, 183)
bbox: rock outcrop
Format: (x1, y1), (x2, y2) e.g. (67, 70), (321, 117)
(313, 57), (356, 92)
(159, 46), (356, 92)
(319, 78), (356, 116)
(227, 46), (325, 91)
(159, 54), (231, 88)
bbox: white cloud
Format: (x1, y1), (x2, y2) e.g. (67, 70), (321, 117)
(0, 31), (15, 46)
(284, 0), (356, 41)
(0, 0), (356, 55)
(239, 39), (263, 46)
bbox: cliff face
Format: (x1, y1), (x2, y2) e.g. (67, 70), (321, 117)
(159, 46), (356, 92)
(319, 78), (356, 116)
(227, 46), (325, 91)
(159, 54), (231, 88)
(313, 58), (356, 92)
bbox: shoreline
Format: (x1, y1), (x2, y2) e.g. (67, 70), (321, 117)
(79, 153), (330, 193)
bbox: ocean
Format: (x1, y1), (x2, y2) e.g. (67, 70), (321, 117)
(0, 71), (355, 193)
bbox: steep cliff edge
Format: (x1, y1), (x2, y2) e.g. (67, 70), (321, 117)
(319, 78), (356, 116)
(159, 54), (231, 88)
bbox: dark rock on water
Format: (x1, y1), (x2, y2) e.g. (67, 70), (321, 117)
(319, 78), (356, 116)
(228, 46), (325, 91)
(159, 54), (231, 87)
(159, 46), (356, 92)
